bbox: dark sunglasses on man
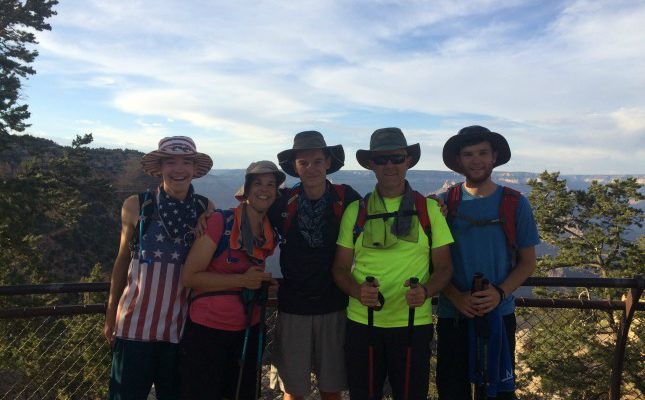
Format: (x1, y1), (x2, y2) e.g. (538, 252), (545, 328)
(370, 153), (408, 166)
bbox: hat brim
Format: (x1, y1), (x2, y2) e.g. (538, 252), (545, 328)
(356, 143), (421, 170)
(234, 171), (286, 202)
(442, 131), (511, 173)
(277, 144), (345, 177)
(141, 151), (213, 178)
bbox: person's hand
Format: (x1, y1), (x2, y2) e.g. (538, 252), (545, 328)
(472, 286), (501, 314)
(194, 209), (215, 238)
(268, 278), (279, 297)
(103, 319), (115, 347)
(358, 278), (380, 308)
(451, 291), (484, 318)
(240, 267), (272, 290)
(427, 194), (448, 217)
(404, 279), (427, 308)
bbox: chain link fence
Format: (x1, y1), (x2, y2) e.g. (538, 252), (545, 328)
(1, 281), (643, 399)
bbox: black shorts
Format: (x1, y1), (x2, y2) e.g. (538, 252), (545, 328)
(345, 319), (433, 400)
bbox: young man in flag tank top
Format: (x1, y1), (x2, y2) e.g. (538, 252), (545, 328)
(104, 136), (213, 400)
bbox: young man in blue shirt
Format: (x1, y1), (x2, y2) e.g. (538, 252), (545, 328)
(436, 126), (540, 400)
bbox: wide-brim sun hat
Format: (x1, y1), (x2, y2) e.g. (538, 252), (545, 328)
(277, 130), (345, 177)
(234, 160), (286, 201)
(442, 125), (511, 174)
(356, 127), (421, 170)
(141, 136), (213, 178)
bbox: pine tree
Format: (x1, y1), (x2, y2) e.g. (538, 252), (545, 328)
(1, 0), (58, 134)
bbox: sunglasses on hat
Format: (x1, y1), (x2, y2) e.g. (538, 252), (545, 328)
(370, 154), (408, 166)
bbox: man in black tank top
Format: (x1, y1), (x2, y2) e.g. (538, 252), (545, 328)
(269, 131), (360, 400)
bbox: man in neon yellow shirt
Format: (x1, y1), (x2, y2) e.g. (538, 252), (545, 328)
(333, 127), (453, 399)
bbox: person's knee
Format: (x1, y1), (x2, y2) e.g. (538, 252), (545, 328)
(283, 393), (305, 400)
(320, 391), (343, 400)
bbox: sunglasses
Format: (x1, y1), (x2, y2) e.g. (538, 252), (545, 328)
(370, 154), (408, 166)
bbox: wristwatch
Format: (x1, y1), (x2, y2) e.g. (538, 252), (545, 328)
(493, 284), (506, 305)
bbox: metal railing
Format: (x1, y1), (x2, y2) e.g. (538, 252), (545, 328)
(1, 277), (643, 400)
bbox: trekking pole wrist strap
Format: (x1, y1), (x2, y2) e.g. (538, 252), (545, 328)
(492, 284), (506, 305)
(421, 284), (429, 300)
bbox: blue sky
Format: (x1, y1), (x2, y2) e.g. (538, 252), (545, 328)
(20, 0), (645, 174)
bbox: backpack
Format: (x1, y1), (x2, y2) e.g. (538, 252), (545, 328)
(445, 183), (520, 265)
(129, 189), (210, 256)
(280, 183), (350, 243)
(352, 190), (433, 247)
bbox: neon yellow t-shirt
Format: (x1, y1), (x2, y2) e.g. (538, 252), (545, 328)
(336, 196), (453, 328)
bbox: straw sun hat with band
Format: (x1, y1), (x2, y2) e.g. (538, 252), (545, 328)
(141, 136), (213, 178)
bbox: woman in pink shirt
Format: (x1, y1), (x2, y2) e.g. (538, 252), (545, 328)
(179, 160), (284, 400)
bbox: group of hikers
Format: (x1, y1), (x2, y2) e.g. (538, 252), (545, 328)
(103, 126), (540, 400)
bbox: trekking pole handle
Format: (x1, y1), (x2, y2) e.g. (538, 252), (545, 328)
(471, 272), (484, 293)
(409, 277), (419, 288)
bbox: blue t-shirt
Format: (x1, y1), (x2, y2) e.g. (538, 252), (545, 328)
(437, 185), (540, 318)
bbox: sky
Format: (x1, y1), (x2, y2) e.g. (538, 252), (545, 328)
(19, 0), (645, 174)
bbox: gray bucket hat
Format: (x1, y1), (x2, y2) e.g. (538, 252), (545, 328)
(356, 127), (421, 170)
(277, 131), (345, 177)
(442, 125), (511, 173)
(234, 160), (286, 201)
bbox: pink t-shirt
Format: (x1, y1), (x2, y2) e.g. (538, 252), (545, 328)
(188, 211), (274, 331)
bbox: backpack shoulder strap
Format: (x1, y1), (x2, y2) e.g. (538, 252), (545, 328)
(353, 193), (371, 244)
(130, 190), (155, 253)
(414, 191), (432, 245)
(331, 183), (347, 221)
(499, 186), (521, 250)
(282, 185), (301, 236)
(445, 183), (463, 220)
(194, 194), (209, 215)
(213, 209), (236, 259)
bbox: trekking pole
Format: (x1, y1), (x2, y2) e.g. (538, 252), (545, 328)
(235, 288), (256, 400)
(254, 281), (269, 400)
(471, 273), (484, 400)
(480, 279), (490, 400)
(403, 277), (419, 400)
(366, 276), (376, 400)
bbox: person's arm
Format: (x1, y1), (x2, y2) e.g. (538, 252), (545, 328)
(332, 245), (379, 307)
(181, 220), (272, 291)
(442, 283), (481, 318)
(103, 195), (139, 345)
(194, 199), (216, 238)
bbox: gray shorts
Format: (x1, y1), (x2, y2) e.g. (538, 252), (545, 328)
(271, 310), (348, 396)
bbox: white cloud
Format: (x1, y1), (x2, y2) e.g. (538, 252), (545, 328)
(25, 0), (645, 173)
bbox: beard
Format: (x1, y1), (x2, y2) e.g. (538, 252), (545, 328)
(463, 164), (494, 185)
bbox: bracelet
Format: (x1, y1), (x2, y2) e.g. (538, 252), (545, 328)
(492, 284), (506, 305)
(421, 284), (429, 300)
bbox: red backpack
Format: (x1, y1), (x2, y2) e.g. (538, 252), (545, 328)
(445, 184), (520, 264)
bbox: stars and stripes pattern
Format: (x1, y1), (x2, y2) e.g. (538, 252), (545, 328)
(114, 212), (190, 344)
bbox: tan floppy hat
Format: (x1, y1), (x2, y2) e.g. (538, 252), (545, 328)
(141, 136), (213, 178)
(234, 160), (286, 201)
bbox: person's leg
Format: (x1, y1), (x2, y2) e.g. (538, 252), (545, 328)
(382, 324), (432, 400)
(152, 341), (180, 400)
(178, 319), (227, 400)
(345, 319), (387, 400)
(109, 338), (155, 400)
(273, 312), (313, 399)
(313, 310), (347, 398)
(493, 314), (517, 400)
(436, 318), (470, 400)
